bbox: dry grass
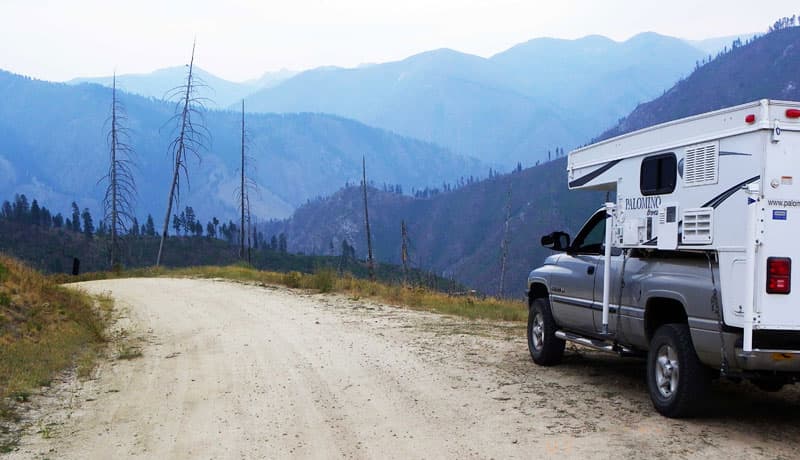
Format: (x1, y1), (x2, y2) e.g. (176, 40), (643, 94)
(0, 255), (109, 417)
(57, 264), (528, 323)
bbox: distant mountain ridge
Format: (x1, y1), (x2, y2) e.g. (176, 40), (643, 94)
(245, 33), (705, 167)
(0, 70), (484, 222)
(69, 67), (297, 109)
(600, 26), (800, 140)
(66, 32), (744, 169)
(266, 26), (800, 295)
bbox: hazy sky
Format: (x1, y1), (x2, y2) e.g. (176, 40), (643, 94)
(1, 0), (797, 82)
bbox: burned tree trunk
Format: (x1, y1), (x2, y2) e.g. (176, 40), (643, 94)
(236, 100), (256, 262)
(240, 100), (246, 259)
(362, 156), (375, 281)
(156, 41), (209, 266)
(102, 73), (136, 270)
(499, 183), (512, 297)
(401, 220), (409, 285)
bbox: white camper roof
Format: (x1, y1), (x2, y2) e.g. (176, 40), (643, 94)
(569, 99), (800, 172)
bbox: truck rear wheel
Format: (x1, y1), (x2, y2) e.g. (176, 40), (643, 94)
(646, 323), (709, 418)
(527, 297), (565, 366)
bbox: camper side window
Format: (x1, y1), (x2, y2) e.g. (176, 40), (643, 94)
(640, 153), (677, 196)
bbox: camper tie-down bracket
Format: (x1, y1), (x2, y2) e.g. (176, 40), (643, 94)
(743, 182), (762, 353)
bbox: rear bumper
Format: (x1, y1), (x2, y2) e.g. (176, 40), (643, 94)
(693, 326), (800, 372)
(736, 349), (800, 372)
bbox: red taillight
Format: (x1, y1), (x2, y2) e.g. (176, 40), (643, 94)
(767, 257), (791, 294)
(787, 109), (800, 119)
(745, 114), (756, 124)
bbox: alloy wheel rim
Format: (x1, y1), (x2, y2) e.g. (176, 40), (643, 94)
(655, 344), (680, 398)
(532, 312), (544, 351)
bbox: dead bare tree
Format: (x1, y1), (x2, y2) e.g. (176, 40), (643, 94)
(499, 182), (513, 297)
(101, 73), (137, 270)
(235, 100), (257, 262)
(401, 220), (409, 285)
(156, 41), (210, 266)
(362, 156), (375, 280)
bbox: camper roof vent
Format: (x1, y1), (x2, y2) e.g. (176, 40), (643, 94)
(683, 142), (718, 187)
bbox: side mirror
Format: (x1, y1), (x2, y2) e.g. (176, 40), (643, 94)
(541, 231), (571, 251)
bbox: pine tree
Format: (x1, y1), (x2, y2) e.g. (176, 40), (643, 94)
(81, 208), (94, 239)
(71, 202), (81, 232)
(145, 214), (156, 237)
(172, 214), (182, 236)
(278, 233), (287, 254)
(184, 206), (196, 235)
(13, 194), (29, 223)
(1, 201), (12, 220)
(30, 199), (41, 225)
(40, 206), (51, 228)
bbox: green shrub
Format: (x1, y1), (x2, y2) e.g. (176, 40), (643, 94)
(312, 268), (336, 293)
(282, 271), (302, 288)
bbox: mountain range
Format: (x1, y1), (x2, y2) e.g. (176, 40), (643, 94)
(265, 25), (800, 295)
(68, 32), (753, 168)
(0, 70), (483, 222)
(69, 67), (297, 109)
(243, 33), (706, 166)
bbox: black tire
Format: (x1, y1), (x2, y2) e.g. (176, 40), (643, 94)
(527, 297), (565, 366)
(646, 323), (710, 418)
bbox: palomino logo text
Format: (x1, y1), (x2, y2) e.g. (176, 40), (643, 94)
(624, 196), (662, 210)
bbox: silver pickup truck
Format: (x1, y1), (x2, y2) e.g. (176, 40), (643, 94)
(527, 208), (800, 418)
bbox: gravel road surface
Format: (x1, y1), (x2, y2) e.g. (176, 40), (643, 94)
(6, 278), (800, 459)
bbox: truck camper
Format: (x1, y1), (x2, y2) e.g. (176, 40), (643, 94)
(527, 100), (800, 417)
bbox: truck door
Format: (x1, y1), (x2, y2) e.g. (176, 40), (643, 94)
(549, 211), (606, 334)
(592, 255), (630, 336)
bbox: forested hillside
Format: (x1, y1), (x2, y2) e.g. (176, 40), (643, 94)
(0, 193), (457, 290)
(600, 24), (800, 140)
(264, 158), (606, 296)
(0, 70), (484, 222)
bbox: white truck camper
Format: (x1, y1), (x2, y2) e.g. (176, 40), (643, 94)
(526, 99), (800, 417)
(568, 99), (800, 355)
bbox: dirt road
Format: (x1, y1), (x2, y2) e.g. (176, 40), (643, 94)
(6, 278), (800, 459)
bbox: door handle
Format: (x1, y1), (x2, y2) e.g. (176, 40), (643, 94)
(587, 266), (595, 275)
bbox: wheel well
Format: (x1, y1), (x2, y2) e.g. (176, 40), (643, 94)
(528, 283), (548, 305)
(645, 297), (688, 341)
